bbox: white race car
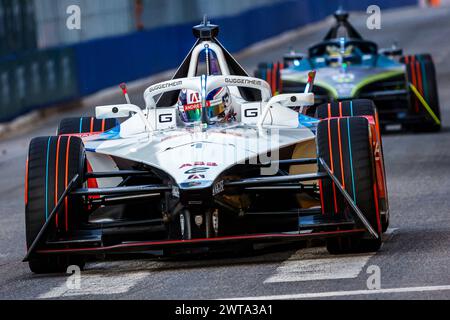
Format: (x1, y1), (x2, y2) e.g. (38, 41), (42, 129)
(24, 21), (389, 273)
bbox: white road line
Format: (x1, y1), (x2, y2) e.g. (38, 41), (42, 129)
(264, 228), (398, 284)
(264, 247), (373, 283)
(37, 259), (165, 299)
(39, 271), (149, 299)
(225, 285), (450, 300)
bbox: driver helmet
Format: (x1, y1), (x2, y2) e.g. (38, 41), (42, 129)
(177, 49), (234, 123)
(177, 87), (233, 123)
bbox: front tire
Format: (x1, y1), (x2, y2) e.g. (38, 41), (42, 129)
(25, 136), (86, 273)
(316, 100), (390, 232)
(317, 117), (382, 254)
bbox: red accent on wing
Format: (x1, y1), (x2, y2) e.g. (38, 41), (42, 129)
(36, 229), (367, 254)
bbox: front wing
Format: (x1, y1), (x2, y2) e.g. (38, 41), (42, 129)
(24, 158), (378, 261)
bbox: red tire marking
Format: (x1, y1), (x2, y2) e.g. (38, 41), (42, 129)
(90, 117), (94, 133)
(410, 56), (419, 113)
(64, 136), (71, 232)
(327, 120), (338, 214)
(54, 136), (62, 227)
(416, 61), (424, 113)
(337, 118), (345, 189)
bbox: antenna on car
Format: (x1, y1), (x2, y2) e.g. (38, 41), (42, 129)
(119, 83), (131, 104)
(304, 70), (316, 94)
(193, 15), (219, 40)
(324, 8), (363, 40)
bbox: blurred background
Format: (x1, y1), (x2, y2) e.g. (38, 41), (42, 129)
(0, 0), (445, 126)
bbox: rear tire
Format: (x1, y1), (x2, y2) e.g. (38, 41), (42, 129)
(25, 136), (86, 273)
(317, 117), (382, 254)
(401, 54), (441, 132)
(315, 99), (376, 119)
(57, 117), (118, 135)
(254, 62), (283, 95)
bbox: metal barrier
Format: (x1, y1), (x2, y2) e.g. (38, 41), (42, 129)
(0, 47), (78, 122)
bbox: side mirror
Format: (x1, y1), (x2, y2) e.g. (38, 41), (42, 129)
(258, 93), (314, 126)
(95, 104), (153, 131)
(267, 93), (314, 108)
(96, 104), (142, 119)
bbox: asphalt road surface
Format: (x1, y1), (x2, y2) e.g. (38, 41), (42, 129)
(0, 6), (449, 300)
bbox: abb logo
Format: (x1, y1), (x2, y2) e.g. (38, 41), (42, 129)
(179, 162), (218, 169)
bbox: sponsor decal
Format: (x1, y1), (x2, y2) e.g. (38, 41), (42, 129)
(225, 78), (262, 86)
(213, 180), (225, 196)
(179, 162), (218, 169)
(190, 92), (200, 102)
(244, 108), (259, 118)
(147, 80), (183, 93)
(158, 113), (173, 123)
(183, 101), (211, 112)
(184, 167), (209, 174)
(188, 174), (206, 180)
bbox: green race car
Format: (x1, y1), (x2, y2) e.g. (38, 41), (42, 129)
(256, 10), (441, 132)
